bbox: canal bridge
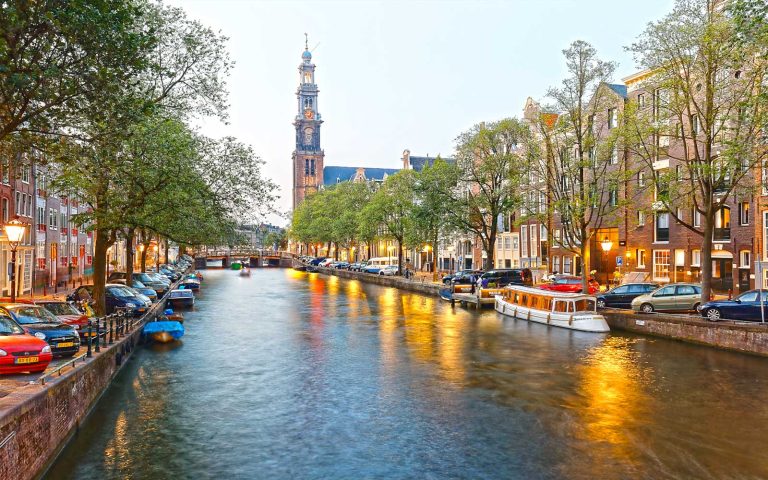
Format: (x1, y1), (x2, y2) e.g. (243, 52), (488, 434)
(193, 249), (296, 269)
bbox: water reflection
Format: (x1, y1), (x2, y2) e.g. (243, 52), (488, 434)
(47, 269), (768, 480)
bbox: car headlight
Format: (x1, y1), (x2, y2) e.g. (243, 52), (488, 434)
(0, 349), (6, 356)
(34, 332), (46, 340)
(125, 302), (137, 308)
(41, 345), (51, 354)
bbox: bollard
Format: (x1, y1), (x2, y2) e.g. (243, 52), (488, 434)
(86, 321), (93, 358)
(95, 318), (101, 352)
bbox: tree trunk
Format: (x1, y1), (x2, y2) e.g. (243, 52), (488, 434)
(125, 228), (135, 287)
(397, 238), (403, 275)
(164, 238), (169, 265)
(92, 228), (110, 316)
(580, 230), (591, 294)
(700, 210), (715, 303)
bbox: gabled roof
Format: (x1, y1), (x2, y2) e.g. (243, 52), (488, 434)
(323, 166), (400, 186)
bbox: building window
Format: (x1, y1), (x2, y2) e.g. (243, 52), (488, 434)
(739, 202), (749, 225)
(638, 171), (646, 187)
(504, 236), (511, 250)
(563, 256), (572, 274)
(608, 108), (617, 129)
(691, 114), (699, 135)
(609, 187), (618, 206)
(14, 191), (20, 215)
(540, 224), (547, 240)
(512, 235), (519, 252)
(693, 209), (701, 227)
(552, 256), (560, 273)
(676, 207), (683, 222)
(611, 147), (619, 165)
(21, 165), (30, 183)
(637, 249), (646, 268)
(36, 206), (44, 227)
(740, 250), (751, 268)
(521, 225), (528, 257)
(692, 249), (701, 267)
(653, 250), (671, 281)
(675, 164), (683, 181)
(554, 229), (561, 247)
(655, 212), (670, 242)
(638, 210), (646, 226)
(637, 93), (645, 107)
(714, 206), (731, 241)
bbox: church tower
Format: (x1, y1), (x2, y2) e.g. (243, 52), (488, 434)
(292, 35), (324, 210)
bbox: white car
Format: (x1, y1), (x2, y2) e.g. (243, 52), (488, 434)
(319, 259), (335, 267)
(379, 265), (399, 276)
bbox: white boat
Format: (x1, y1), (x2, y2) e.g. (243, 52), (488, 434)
(494, 285), (610, 333)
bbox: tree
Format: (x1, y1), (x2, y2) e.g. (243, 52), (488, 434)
(624, 0), (767, 301)
(444, 119), (528, 270)
(407, 157), (456, 274)
(525, 41), (627, 293)
(360, 171), (418, 274)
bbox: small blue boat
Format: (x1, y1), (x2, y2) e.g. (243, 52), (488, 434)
(143, 321), (184, 343)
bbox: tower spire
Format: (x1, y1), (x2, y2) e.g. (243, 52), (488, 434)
(304, 32), (308, 51)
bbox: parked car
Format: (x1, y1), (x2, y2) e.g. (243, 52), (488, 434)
(334, 262), (350, 269)
(596, 283), (660, 309)
(379, 265), (399, 276)
(540, 275), (600, 294)
(109, 272), (168, 295)
(442, 270), (483, 285)
(35, 300), (91, 338)
(451, 272), (482, 286)
(363, 265), (384, 274)
(0, 304), (80, 357)
(631, 283), (703, 313)
(0, 314), (53, 374)
(479, 269), (533, 288)
(68, 284), (152, 316)
(109, 279), (158, 301)
(308, 257), (326, 266)
(699, 289), (768, 321)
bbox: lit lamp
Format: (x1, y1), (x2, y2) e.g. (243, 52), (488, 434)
(600, 236), (613, 288)
(4, 217), (27, 302)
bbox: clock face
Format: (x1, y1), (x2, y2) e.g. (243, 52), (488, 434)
(304, 108), (314, 119)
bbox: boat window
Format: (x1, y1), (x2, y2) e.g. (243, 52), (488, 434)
(543, 298), (552, 311)
(553, 300), (567, 312)
(521, 294), (528, 306)
(567, 302), (575, 313)
(574, 299), (596, 312)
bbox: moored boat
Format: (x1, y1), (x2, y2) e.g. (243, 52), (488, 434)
(168, 289), (195, 308)
(230, 262), (242, 270)
(143, 321), (185, 343)
(239, 267), (251, 276)
(495, 285), (610, 333)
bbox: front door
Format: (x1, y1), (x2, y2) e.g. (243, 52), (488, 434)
(738, 268), (750, 293)
(712, 259), (733, 292)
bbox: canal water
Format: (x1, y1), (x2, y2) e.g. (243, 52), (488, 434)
(47, 269), (768, 479)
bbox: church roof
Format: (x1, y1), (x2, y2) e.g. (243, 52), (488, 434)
(323, 166), (400, 186)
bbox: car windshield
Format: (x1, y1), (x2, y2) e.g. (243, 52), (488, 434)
(0, 315), (23, 334)
(133, 280), (147, 288)
(9, 306), (61, 325)
(134, 273), (153, 283)
(109, 286), (137, 298)
(39, 302), (80, 316)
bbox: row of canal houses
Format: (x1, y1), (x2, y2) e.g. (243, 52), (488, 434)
(0, 160), (97, 297)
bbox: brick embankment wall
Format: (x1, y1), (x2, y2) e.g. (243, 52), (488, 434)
(0, 279), (180, 480)
(316, 267), (442, 297)
(316, 267), (768, 357)
(603, 309), (768, 357)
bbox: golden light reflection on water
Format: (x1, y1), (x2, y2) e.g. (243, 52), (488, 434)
(568, 337), (652, 468)
(102, 410), (129, 472)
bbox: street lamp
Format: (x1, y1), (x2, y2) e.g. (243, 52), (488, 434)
(600, 236), (613, 287)
(4, 217), (26, 302)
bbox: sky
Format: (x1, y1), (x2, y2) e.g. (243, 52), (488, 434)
(168, 0), (674, 225)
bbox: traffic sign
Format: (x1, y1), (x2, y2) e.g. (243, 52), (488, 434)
(616, 256), (623, 266)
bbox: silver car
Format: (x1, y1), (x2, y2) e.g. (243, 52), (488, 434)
(631, 283), (703, 313)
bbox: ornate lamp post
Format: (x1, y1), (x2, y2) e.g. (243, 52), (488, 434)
(600, 236), (613, 288)
(4, 218), (27, 302)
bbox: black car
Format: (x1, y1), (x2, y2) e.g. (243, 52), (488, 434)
(479, 269), (533, 288)
(442, 269), (483, 285)
(596, 283), (660, 309)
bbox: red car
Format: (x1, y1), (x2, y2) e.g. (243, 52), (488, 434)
(540, 275), (600, 294)
(0, 314), (53, 374)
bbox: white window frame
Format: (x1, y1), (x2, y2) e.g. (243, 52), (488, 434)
(740, 250), (750, 268)
(638, 210), (646, 226)
(653, 249), (671, 282)
(739, 201), (749, 226)
(636, 249), (646, 269)
(692, 249), (701, 267)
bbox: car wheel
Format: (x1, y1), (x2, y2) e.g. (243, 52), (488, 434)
(692, 303), (700, 312)
(597, 299), (606, 308)
(379, 272), (384, 276)
(640, 303), (654, 313)
(706, 308), (722, 321)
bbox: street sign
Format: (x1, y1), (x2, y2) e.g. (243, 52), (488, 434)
(616, 256), (623, 266)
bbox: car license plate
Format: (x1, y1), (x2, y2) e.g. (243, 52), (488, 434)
(15, 356), (38, 364)
(57, 342), (74, 348)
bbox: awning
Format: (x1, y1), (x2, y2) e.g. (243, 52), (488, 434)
(711, 250), (733, 259)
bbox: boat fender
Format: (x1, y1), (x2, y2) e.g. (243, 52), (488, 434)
(547, 313), (551, 324)
(527, 309), (531, 321)
(568, 314), (574, 326)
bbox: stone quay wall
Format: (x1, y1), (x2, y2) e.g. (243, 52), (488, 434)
(0, 291), (173, 480)
(316, 267), (768, 357)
